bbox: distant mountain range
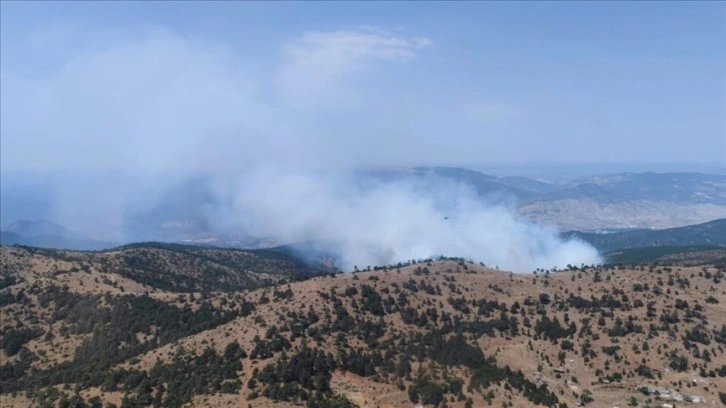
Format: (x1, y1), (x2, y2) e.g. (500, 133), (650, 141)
(603, 245), (726, 266)
(0, 218), (279, 252)
(363, 167), (726, 204)
(0, 219), (115, 250)
(4, 216), (726, 270)
(563, 218), (726, 265)
(2, 169), (726, 252)
(362, 168), (726, 230)
(564, 218), (726, 253)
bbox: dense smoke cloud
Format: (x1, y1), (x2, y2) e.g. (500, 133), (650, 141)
(236, 167), (601, 270)
(1, 27), (602, 271)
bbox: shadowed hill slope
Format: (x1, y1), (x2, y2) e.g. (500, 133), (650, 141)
(565, 218), (726, 253)
(0, 243), (330, 293)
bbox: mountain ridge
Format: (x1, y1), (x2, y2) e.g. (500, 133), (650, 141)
(565, 218), (726, 253)
(3, 170), (726, 250)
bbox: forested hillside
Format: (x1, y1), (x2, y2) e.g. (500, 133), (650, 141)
(1, 246), (726, 407)
(566, 218), (726, 253)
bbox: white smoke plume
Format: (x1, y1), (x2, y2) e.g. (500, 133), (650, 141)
(235, 166), (601, 271)
(1, 26), (602, 271)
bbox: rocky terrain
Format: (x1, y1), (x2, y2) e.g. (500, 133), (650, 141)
(2, 244), (726, 407)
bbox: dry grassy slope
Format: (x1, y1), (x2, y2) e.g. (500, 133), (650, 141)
(137, 262), (726, 408)
(2, 248), (726, 408)
(0, 244), (321, 294)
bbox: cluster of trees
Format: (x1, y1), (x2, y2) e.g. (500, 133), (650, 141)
(250, 326), (292, 360)
(2, 286), (242, 399)
(119, 343), (244, 407)
(1, 327), (44, 356)
(565, 293), (624, 311)
(408, 371), (462, 406)
(21, 342), (245, 408)
(0, 289), (24, 307)
(252, 343), (337, 404)
(247, 279), (565, 407)
(469, 358), (563, 407)
(0, 274), (17, 289)
(534, 316), (576, 341)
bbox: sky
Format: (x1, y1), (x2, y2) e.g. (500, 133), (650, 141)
(1, 1), (723, 270)
(1, 1), (725, 173)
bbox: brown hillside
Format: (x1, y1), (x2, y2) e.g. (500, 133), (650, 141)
(1, 246), (726, 408)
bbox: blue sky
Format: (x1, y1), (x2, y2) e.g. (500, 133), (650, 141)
(1, 1), (725, 172)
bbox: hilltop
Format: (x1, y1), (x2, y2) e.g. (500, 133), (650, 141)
(0, 243), (329, 293)
(2, 245), (726, 407)
(0, 220), (115, 251)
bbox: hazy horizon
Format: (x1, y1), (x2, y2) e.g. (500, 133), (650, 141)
(1, 2), (724, 270)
